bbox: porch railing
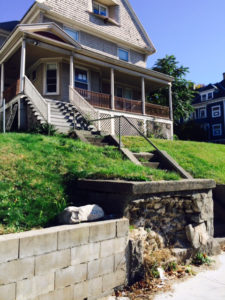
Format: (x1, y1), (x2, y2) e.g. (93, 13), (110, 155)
(69, 87), (99, 120)
(115, 96), (142, 114)
(75, 88), (111, 109)
(3, 79), (20, 103)
(75, 87), (170, 119)
(24, 76), (50, 122)
(145, 102), (170, 119)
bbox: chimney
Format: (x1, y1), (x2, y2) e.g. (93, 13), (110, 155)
(223, 73), (225, 80)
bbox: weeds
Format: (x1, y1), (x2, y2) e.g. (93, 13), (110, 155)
(192, 252), (212, 266)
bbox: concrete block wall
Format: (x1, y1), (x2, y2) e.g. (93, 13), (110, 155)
(0, 219), (129, 300)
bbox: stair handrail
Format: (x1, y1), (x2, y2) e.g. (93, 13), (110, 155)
(89, 115), (160, 151)
(24, 76), (50, 122)
(69, 86), (98, 120)
(89, 115), (192, 179)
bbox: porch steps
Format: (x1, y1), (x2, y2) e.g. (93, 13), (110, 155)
(48, 100), (98, 134)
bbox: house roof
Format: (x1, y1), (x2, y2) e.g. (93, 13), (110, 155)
(0, 21), (19, 32)
(193, 79), (225, 104)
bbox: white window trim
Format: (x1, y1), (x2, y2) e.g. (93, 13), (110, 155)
(212, 124), (222, 137)
(200, 90), (214, 101)
(63, 26), (80, 42)
(211, 105), (221, 118)
(117, 47), (130, 62)
(43, 63), (60, 96)
(93, 1), (109, 17)
(201, 94), (207, 101)
(199, 107), (207, 119)
(74, 66), (90, 91)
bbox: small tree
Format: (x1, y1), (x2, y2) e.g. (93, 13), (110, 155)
(149, 55), (195, 123)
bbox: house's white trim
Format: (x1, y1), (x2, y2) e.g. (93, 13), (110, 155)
(211, 105), (221, 118)
(43, 62), (60, 96)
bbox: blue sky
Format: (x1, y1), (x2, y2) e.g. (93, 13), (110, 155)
(0, 0), (225, 85)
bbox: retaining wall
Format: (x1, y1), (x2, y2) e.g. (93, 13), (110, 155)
(0, 219), (129, 300)
(73, 179), (216, 248)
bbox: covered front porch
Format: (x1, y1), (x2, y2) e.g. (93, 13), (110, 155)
(0, 23), (173, 136)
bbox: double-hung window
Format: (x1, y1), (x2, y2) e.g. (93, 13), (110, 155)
(118, 48), (129, 62)
(45, 63), (58, 94)
(212, 124), (222, 136)
(64, 27), (79, 42)
(75, 68), (88, 90)
(199, 107), (207, 119)
(212, 105), (221, 118)
(93, 2), (108, 17)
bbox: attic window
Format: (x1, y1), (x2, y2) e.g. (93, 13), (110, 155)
(93, 2), (108, 17)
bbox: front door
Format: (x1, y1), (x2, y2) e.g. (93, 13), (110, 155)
(75, 68), (88, 90)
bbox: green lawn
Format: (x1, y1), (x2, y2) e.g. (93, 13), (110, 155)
(122, 136), (225, 184)
(0, 133), (179, 234)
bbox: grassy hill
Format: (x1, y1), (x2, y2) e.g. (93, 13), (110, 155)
(123, 137), (225, 184)
(0, 133), (178, 234)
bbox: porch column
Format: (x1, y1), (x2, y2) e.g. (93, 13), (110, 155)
(141, 76), (145, 115)
(70, 55), (74, 87)
(110, 68), (115, 110)
(168, 83), (173, 121)
(0, 63), (4, 107)
(19, 39), (26, 93)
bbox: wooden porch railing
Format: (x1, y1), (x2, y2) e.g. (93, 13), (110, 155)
(145, 102), (170, 118)
(75, 88), (111, 109)
(3, 79), (20, 103)
(115, 96), (142, 114)
(75, 88), (170, 119)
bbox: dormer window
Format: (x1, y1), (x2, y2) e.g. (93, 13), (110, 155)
(208, 92), (213, 99)
(93, 2), (108, 17)
(201, 94), (207, 101)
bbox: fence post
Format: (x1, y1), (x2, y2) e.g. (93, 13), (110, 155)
(97, 111), (101, 131)
(47, 103), (51, 124)
(119, 116), (121, 150)
(3, 99), (5, 133)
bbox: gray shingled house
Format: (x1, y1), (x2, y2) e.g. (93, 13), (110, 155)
(0, 0), (173, 137)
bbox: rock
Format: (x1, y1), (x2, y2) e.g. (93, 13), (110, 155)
(186, 223), (221, 256)
(128, 238), (144, 285)
(58, 205), (104, 224)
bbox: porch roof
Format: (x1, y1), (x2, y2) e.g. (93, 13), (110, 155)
(0, 22), (173, 86)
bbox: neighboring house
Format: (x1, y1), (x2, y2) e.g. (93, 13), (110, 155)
(192, 73), (225, 143)
(0, 0), (174, 138)
(0, 21), (19, 47)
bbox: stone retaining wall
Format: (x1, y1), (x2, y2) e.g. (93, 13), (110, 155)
(0, 219), (129, 300)
(73, 179), (216, 250)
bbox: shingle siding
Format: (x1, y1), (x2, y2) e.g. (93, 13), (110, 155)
(39, 0), (150, 49)
(40, 15), (146, 67)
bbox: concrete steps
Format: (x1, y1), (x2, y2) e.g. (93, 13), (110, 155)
(133, 151), (161, 169)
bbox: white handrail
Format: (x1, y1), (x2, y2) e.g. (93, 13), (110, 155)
(69, 86), (98, 120)
(24, 76), (50, 122)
